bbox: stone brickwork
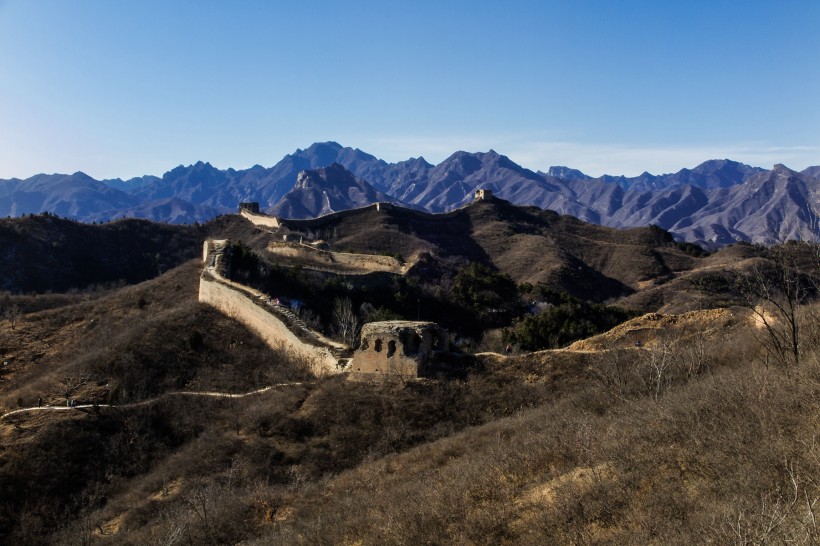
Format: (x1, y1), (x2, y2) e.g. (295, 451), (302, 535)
(199, 273), (349, 376)
(350, 321), (448, 380)
(239, 202), (260, 214)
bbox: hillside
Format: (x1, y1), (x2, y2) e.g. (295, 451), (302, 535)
(0, 214), (204, 294)
(0, 204), (818, 544)
(0, 242), (817, 544)
(275, 196), (703, 304)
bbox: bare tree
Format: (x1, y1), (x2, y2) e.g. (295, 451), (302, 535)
(638, 333), (675, 400)
(591, 349), (635, 402)
(333, 297), (359, 348)
(3, 304), (21, 331)
(53, 372), (90, 400)
(737, 243), (818, 367)
(677, 325), (710, 379)
(716, 459), (819, 544)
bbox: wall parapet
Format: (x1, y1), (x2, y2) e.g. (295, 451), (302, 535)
(198, 261), (350, 376)
(240, 209), (282, 229)
(265, 241), (407, 274)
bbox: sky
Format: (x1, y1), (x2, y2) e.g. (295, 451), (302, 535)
(0, 0), (818, 180)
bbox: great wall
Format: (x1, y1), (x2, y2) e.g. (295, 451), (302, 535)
(265, 241), (408, 275)
(200, 203), (453, 379)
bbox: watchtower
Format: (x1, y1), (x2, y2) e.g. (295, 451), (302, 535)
(239, 202), (260, 214)
(351, 321), (449, 379)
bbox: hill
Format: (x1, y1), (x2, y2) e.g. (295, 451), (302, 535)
(274, 195), (702, 304)
(0, 214), (204, 294)
(0, 245), (817, 544)
(0, 200), (819, 544)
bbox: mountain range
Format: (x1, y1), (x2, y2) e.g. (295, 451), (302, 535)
(0, 141), (817, 246)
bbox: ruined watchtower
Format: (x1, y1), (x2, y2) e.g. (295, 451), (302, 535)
(474, 188), (493, 201)
(351, 321), (448, 379)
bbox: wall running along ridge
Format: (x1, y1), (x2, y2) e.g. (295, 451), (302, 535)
(266, 242), (406, 274)
(198, 272), (346, 376)
(240, 209), (281, 228)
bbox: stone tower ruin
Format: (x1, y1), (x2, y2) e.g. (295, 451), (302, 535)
(351, 321), (449, 379)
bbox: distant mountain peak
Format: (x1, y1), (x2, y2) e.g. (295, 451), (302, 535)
(694, 158), (733, 168)
(547, 166), (590, 181)
(304, 141), (343, 153)
(273, 163), (396, 218)
(294, 162), (350, 188)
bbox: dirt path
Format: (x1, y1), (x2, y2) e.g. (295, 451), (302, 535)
(0, 382), (307, 421)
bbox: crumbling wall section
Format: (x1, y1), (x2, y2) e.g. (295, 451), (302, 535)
(351, 321), (449, 380)
(198, 273), (343, 376)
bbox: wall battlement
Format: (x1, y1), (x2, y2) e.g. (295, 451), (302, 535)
(239, 202), (260, 214)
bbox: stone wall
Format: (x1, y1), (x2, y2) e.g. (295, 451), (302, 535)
(198, 273), (345, 376)
(266, 242), (406, 274)
(239, 202), (260, 214)
(240, 209), (281, 229)
(474, 188), (493, 200)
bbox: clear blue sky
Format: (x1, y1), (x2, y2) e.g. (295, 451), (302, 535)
(0, 0), (818, 179)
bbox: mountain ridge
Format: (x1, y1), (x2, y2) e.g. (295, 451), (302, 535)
(269, 163), (401, 219)
(1, 142), (817, 246)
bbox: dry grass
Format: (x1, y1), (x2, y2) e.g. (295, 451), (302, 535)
(2, 296), (819, 545)
(247, 329), (820, 545)
(0, 260), (312, 411)
(1, 211), (818, 544)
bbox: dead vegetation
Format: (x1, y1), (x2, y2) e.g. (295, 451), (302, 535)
(2, 278), (818, 544)
(0, 211), (819, 544)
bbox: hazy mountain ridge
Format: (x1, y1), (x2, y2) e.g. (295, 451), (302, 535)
(268, 163), (400, 219)
(0, 172), (138, 219)
(591, 159), (765, 191)
(1, 141), (817, 246)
